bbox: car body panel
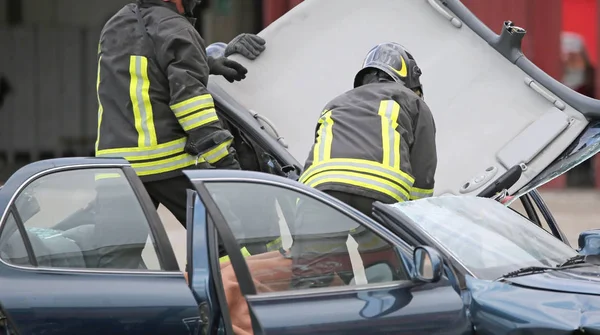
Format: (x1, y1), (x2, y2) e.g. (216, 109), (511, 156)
(466, 276), (600, 334)
(0, 158), (200, 335)
(504, 266), (600, 296)
(185, 169), (471, 335)
(381, 195), (600, 331)
(208, 0), (592, 197)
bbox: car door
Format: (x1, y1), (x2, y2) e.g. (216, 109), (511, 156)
(0, 158), (201, 335)
(208, 0), (597, 197)
(185, 169), (471, 335)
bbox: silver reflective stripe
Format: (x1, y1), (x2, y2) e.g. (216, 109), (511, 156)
(133, 56), (152, 147)
(96, 139), (186, 160)
(172, 96), (214, 117)
(300, 160), (414, 188)
(382, 100), (398, 169)
(315, 112), (332, 163)
(132, 154), (196, 174)
(411, 189), (433, 199)
(180, 109), (218, 130)
(202, 141), (230, 163)
(306, 172), (409, 202)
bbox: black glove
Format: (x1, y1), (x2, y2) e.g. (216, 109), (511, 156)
(224, 33), (266, 60)
(208, 56), (248, 83)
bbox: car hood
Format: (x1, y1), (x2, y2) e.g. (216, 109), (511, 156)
(208, 0), (600, 196)
(503, 265), (600, 296)
(466, 276), (600, 333)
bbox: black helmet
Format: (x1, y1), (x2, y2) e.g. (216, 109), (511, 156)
(354, 42), (423, 97)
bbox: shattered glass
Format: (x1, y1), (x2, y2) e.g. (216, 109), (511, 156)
(516, 121), (600, 197)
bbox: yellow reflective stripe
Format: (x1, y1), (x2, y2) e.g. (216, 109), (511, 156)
(305, 170), (409, 202)
(265, 237), (282, 251)
(201, 139), (232, 164)
(170, 94), (215, 118)
(94, 173), (121, 181)
(219, 247), (251, 264)
(96, 137), (187, 160)
(178, 108), (219, 132)
(130, 153), (201, 176)
(379, 100), (401, 170)
(95, 55), (104, 153)
(410, 187), (434, 200)
(313, 110), (334, 164)
(129, 55), (157, 148)
(299, 158), (415, 191)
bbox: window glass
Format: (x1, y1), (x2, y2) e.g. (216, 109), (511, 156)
(508, 196), (552, 233)
(392, 196), (577, 280)
(0, 212), (32, 266)
(0, 169), (163, 271)
(204, 182), (408, 293)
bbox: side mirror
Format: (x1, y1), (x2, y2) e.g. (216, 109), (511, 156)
(578, 229), (600, 256)
(412, 246), (443, 283)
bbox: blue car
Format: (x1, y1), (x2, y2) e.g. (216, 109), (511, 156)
(1, 156), (600, 334)
(3, 0), (600, 334)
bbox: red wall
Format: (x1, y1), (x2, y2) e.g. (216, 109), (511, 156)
(563, 0), (598, 65)
(461, 0), (563, 79)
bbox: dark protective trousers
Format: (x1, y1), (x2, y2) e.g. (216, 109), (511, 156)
(143, 175), (193, 228)
(324, 190), (378, 219)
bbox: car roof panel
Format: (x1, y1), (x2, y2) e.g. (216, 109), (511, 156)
(208, 0), (590, 195)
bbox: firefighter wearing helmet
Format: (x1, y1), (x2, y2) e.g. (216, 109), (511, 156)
(95, 0), (265, 229)
(289, 42), (438, 289)
(300, 42), (438, 215)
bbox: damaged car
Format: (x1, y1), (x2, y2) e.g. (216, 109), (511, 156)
(1, 0), (600, 334)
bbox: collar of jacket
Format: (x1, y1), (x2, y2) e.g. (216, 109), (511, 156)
(137, 0), (197, 25)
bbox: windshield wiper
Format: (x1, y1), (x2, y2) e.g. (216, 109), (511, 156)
(497, 257), (592, 280)
(556, 255), (586, 268)
(498, 266), (554, 280)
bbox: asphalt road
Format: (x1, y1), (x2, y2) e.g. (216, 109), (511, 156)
(159, 189), (600, 270)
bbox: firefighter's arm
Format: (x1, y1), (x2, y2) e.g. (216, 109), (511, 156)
(408, 99), (437, 200)
(156, 23), (240, 169)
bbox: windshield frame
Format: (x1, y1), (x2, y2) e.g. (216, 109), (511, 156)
(386, 196), (579, 280)
(515, 121), (600, 197)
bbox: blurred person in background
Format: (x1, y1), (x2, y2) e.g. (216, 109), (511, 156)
(561, 31), (597, 187)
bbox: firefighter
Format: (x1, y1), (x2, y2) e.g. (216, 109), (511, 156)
(290, 42), (438, 288)
(95, 0), (265, 227)
(299, 42), (437, 217)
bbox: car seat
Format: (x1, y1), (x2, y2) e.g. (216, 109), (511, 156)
(0, 228), (86, 268)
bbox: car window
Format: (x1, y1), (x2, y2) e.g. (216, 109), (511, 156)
(392, 196), (577, 280)
(0, 212), (31, 266)
(204, 181), (409, 294)
(508, 196), (550, 232)
(0, 168), (163, 271)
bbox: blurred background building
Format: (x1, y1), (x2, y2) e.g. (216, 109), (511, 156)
(0, 0), (599, 189)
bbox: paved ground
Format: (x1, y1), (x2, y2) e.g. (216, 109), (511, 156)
(159, 189), (600, 270)
(536, 189), (599, 246)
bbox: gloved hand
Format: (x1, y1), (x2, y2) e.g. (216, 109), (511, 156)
(224, 33), (266, 60)
(208, 56), (248, 83)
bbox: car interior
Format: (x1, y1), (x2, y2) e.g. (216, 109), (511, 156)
(0, 101), (296, 272)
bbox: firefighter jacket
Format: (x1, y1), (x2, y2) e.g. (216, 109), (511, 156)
(95, 0), (236, 182)
(299, 82), (437, 203)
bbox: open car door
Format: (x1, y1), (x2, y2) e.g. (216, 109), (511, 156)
(208, 0), (600, 197)
(185, 169), (471, 335)
(0, 158), (201, 334)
